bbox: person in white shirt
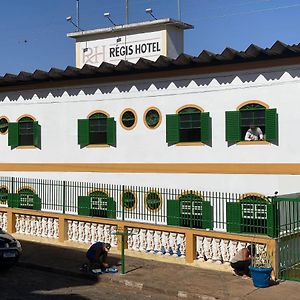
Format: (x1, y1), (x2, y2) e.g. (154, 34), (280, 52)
(244, 125), (264, 141)
(230, 245), (256, 278)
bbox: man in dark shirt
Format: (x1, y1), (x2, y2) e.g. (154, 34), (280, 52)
(86, 242), (111, 269)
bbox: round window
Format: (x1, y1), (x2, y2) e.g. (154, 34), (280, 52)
(145, 109), (161, 128)
(146, 192), (161, 210)
(122, 191), (135, 209)
(121, 110), (136, 129)
(0, 117), (8, 134)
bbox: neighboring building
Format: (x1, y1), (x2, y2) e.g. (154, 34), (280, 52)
(0, 19), (299, 198)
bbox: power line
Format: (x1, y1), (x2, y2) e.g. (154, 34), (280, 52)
(199, 3), (300, 20)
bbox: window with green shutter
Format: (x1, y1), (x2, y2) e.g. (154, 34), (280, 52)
(0, 187), (8, 206)
(8, 117), (41, 149)
(78, 113), (116, 148)
(78, 191), (117, 219)
(226, 195), (277, 237)
(167, 193), (213, 230)
(225, 103), (278, 145)
(10, 188), (42, 210)
(166, 107), (211, 146)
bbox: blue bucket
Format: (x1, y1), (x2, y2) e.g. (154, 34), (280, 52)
(249, 266), (272, 288)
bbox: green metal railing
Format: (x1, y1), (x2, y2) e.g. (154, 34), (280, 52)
(274, 196), (300, 281)
(0, 176), (281, 237)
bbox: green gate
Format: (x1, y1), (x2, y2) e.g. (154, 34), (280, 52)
(276, 194), (300, 281)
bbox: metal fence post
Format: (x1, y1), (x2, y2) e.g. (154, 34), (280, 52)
(122, 185), (125, 221)
(62, 181), (66, 214)
(11, 177), (15, 194)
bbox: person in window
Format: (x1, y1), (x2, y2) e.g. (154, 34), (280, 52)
(230, 245), (256, 278)
(244, 125), (264, 141)
(84, 242), (111, 271)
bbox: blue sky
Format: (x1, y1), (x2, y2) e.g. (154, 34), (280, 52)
(1, 0), (300, 75)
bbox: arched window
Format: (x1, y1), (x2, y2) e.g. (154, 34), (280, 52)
(166, 106), (211, 146)
(78, 190), (116, 219)
(226, 195), (277, 237)
(78, 112), (116, 148)
(8, 188), (41, 210)
(167, 192), (213, 229)
(225, 102), (278, 145)
(8, 116), (41, 149)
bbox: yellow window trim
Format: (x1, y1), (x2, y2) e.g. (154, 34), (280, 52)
(15, 146), (38, 150)
(176, 142), (205, 146)
(86, 144), (110, 148)
(236, 141), (270, 145)
(119, 108), (137, 130)
(236, 100), (269, 111)
(0, 116), (9, 135)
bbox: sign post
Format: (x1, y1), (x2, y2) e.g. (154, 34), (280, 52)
(114, 229), (131, 274)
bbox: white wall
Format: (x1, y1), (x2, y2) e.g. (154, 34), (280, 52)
(1, 64), (300, 195)
(0, 64), (299, 164)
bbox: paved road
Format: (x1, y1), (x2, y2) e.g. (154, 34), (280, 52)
(0, 265), (175, 300)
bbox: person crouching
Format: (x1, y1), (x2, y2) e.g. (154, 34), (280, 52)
(230, 244), (256, 278)
(86, 242), (111, 270)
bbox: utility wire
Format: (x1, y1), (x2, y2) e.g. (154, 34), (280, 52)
(199, 3), (300, 20)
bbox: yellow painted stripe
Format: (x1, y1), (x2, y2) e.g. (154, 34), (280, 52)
(0, 163), (300, 174)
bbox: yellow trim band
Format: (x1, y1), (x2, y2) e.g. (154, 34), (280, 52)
(0, 163), (300, 174)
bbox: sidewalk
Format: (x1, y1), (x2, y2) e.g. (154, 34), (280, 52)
(16, 235), (300, 300)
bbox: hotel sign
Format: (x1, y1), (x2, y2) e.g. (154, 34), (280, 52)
(78, 31), (163, 67)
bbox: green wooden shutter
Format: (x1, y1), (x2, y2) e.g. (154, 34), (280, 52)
(167, 199), (181, 226)
(8, 193), (20, 208)
(265, 108), (278, 144)
(107, 118), (116, 147)
(33, 194), (42, 210)
(226, 202), (242, 233)
(202, 201), (213, 230)
(78, 119), (90, 148)
(33, 121), (41, 149)
(267, 202), (278, 237)
(78, 196), (91, 216)
(8, 122), (19, 148)
(225, 111), (240, 142)
(201, 112), (211, 145)
(107, 197), (116, 219)
(166, 114), (179, 146)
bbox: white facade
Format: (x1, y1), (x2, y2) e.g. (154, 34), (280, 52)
(0, 63), (300, 196)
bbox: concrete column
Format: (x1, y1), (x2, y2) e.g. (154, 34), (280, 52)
(185, 231), (196, 263)
(58, 215), (67, 243)
(6, 208), (16, 234)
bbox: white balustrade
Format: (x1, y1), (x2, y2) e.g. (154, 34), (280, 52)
(13, 214), (58, 239)
(196, 235), (267, 265)
(65, 220), (117, 249)
(4, 212), (269, 268)
(127, 227), (186, 257)
(0, 212), (7, 231)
